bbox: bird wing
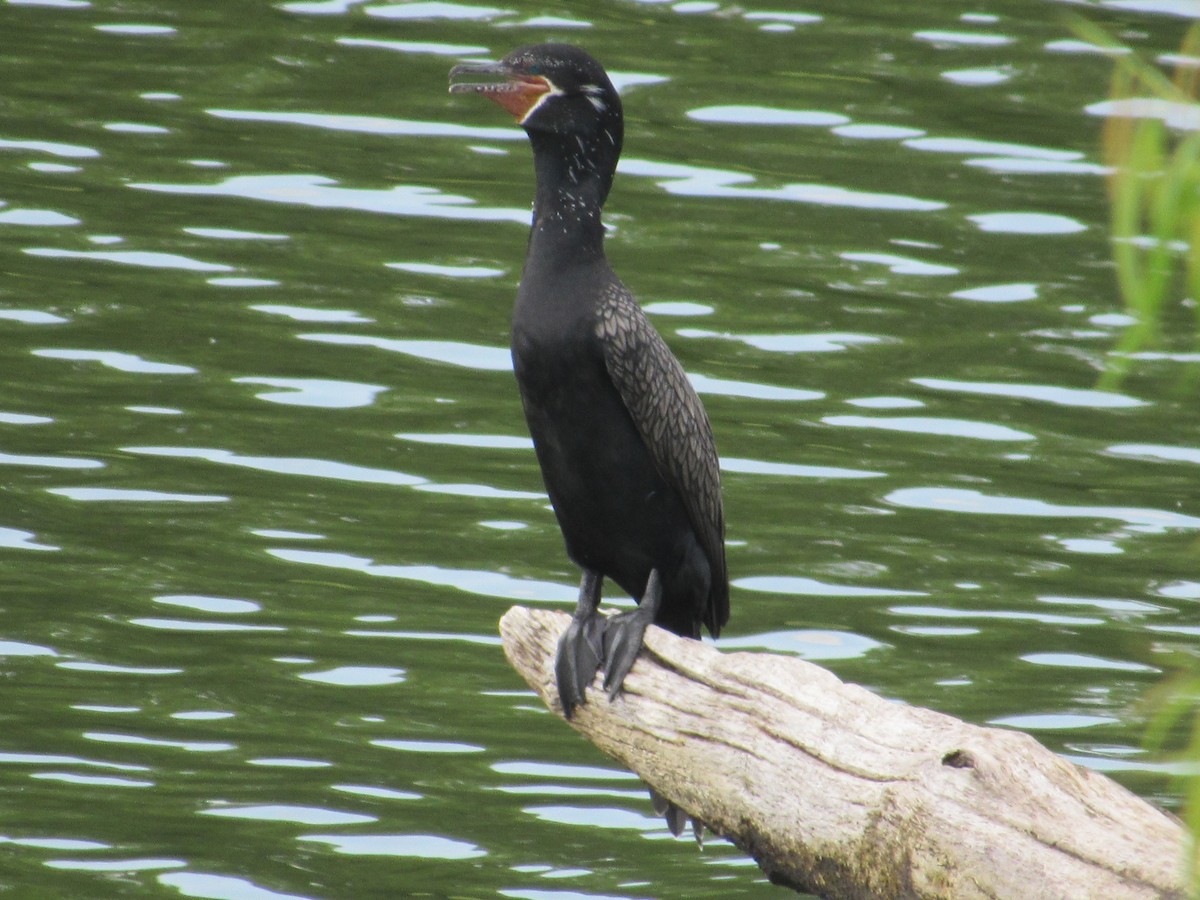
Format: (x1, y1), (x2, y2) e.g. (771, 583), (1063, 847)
(595, 282), (728, 635)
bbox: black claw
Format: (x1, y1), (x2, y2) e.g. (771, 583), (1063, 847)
(649, 787), (670, 817)
(648, 788), (698, 840)
(665, 801), (687, 837)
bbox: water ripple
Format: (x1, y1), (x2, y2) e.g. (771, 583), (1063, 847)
(396, 433), (532, 449)
(201, 805), (374, 825)
(95, 23), (176, 35)
(0, 208), (80, 226)
(33, 348), (196, 375)
(1114, 1), (1200, 21)
(1093, 94), (1200, 128)
(297, 666), (406, 686)
(129, 618), (284, 633)
(84, 732), (235, 753)
(372, 739), (484, 754)
(890, 605), (1103, 626)
(31, 772), (154, 788)
(677, 328), (880, 353)
(126, 446), (427, 487)
(365, 2), (509, 20)
(514, 14), (591, 28)
(251, 304), (372, 324)
(413, 482), (543, 500)
(267, 548), (575, 603)
(992, 713), (1119, 730)
(687, 105), (849, 126)
(0, 639), (57, 656)
(824, 414), (1034, 441)
(345, 629), (502, 646)
(104, 122), (171, 135)
(968, 212), (1088, 234)
(734, 576), (924, 597)
(886, 486), (1200, 534)
(492, 761), (637, 781)
(159, 871), (319, 900)
(743, 11), (822, 25)
(950, 283), (1038, 303)
(847, 396), (923, 409)
(209, 108), (522, 141)
(234, 377), (386, 408)
(721, 457), (883, 479)
(942, 68), (1011, 86)
(499, 786), (644, 801)
(0, 526), (58, 552)
(1040, 594), (1166, 614)
(0, 750), (150, 771)
(1021, 652), (1158, 673)
(299, 833), (486, 858)
(688, 373), (823, 401)
(25, 247), (232, 272)
(914, 30), (1015, 46)
(904, 137), (1082, 161)
(332, 784), (422, 801)
(300, 333), (513, 370)
(619, 158), (945, 211)
(0, 137), (99, 159)
(388, 261), (505, 278)
(1109, 443), (1200, 465)
(523, 805), (659, 830)
(49, 488), (228, 503)
(965, 157), (1109, 175)
(842, 251), (957, 276)
(0, 309), (69, 323)
(833, 123), (926, 140)
(58, 662), (182, 675)
(336, 37), (489, 56)
(46, 857), (184, 872)
(1045, 39), (1130, 56)
(0, 451), (102, 469)
(913, 376), (1145, 408)
(719, 629), (885, 660)
(132, 174), (530, 224)
(281, 0), (368, 12)
(155, 595), (261, 614)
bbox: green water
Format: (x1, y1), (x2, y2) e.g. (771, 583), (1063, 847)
(1, 0), (1196, 897)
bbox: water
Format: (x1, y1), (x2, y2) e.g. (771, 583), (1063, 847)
(1, 0), (1197, 896)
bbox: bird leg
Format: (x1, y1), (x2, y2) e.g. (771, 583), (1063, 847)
(554, 569), (605, 719)
(601, 568), (662, 700)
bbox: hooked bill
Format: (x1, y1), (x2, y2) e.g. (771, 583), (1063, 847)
(449, 62), (556, 123)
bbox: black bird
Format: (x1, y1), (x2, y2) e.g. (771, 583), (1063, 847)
(449, 44), (728, 723)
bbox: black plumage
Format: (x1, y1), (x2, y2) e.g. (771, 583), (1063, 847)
(450, 44), (728, 726)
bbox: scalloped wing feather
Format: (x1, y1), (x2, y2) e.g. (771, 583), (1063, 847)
(595, 283), (728, 635)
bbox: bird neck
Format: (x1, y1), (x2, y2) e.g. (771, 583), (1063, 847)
(526, 131), (616, 263)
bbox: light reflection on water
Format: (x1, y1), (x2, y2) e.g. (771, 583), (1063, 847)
(2, 0), (1197, 896)
(132, 173), (532, 224)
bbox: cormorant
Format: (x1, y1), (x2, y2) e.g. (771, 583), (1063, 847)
(449, 44), (728, 726)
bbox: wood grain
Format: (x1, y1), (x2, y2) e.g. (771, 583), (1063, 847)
(500, 604), (1186, 899)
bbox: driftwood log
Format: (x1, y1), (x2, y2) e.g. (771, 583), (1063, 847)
(499, 605), (1187, 900)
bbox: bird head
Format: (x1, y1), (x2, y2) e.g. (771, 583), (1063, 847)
(449, 43), (623, 152)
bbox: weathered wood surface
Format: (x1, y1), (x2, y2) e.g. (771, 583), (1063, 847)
(500, 604), (1187, 900)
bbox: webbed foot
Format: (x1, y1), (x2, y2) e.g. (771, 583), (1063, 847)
(554, 609), (605, 719)
(601, 569), (662, 700)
